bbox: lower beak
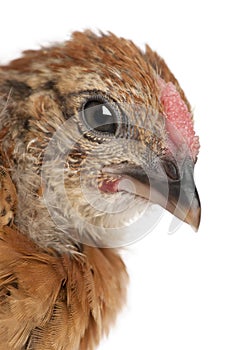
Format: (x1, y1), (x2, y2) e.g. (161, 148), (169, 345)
(104, 158), (201, 231)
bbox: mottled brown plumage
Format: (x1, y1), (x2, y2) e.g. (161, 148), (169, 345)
(0, 31), (200, 349)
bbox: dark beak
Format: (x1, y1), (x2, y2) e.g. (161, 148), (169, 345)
(104, 157), (201, 231)
(148, 162), (201, 231)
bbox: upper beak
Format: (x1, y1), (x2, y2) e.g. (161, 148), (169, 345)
(149, 162), (201, 231)
(104, 157), (201, 231)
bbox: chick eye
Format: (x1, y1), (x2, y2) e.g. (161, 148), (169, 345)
(82, 99), (118, 134)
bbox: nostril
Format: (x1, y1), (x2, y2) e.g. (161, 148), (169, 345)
(162, 160), (180, 181)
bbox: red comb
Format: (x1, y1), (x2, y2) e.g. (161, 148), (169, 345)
(159, 78), (200, 161)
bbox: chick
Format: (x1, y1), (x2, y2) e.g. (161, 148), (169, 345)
(0, 31), (200, 349)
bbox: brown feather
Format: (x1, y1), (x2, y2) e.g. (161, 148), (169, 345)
(0, 227), (128, 349)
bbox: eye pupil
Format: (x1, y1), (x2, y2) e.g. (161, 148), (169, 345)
(83, 99), (117, 134)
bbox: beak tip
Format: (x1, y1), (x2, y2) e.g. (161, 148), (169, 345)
(187, 207), (201, 232)
(192, 224), (199, 233)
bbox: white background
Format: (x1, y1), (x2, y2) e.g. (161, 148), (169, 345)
(1, 1), (238, 349)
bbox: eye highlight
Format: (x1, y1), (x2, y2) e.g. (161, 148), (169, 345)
(82, 98), (118, 135)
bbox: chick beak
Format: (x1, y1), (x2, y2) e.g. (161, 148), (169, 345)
(103, 158), (201, 231)
(155, 164), (201, 231)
